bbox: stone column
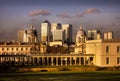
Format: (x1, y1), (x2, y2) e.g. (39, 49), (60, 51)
(61, 57), (63, 66)
(88, 57), (90, 65)
(0, 57), (1, 64)
(28, 57), (31, 65)
(79, 57), (81, 65)
(19, 57), (21, 65)
(70, 57), (72, 65)
(84, 57), (86, 65)
(4, 57), (6, 65)
(74, 57), (76, 65)
(56, 57), (58, 66)
(14, 57), (16, 65)
(27, 57), (29, 65)
(37, 57), (39, 65)
(46, 57), (48, 65)
(23, 57), (25, 65)
(32, 57), (34, 65)
(42, 57), (44, 65)
(51, 57), (53, 66)
(65, 57), (67, 65)
(0, 57), (2, 64)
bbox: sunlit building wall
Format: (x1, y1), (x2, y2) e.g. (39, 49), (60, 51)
(40, 20), (51, 43)
(87, 30), (101, 40)
(53, 29), (64, 42)
(86, 39), (120, 67)
(18, 30), (25, 42)
(51, 23), (61, 32)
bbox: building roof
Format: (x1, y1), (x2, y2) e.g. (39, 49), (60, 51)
(102, 39), (120, 43)
(43, 20), (50, 23)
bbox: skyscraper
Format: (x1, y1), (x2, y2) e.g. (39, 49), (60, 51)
(62, 24), (72, 43)
(53, 29), (64, 42)
(18, 30), (25, 42)
(40, 20), (51, 43)
(51, 23), (61, 42)
(51, 23), (61, 32)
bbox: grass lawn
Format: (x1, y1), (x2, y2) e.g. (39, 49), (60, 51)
(0, 71), (120, 81)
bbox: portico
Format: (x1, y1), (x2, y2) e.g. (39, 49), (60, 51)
(0, 54), (94, 66)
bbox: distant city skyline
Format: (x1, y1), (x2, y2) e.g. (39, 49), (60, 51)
(0, 0), (120, 41)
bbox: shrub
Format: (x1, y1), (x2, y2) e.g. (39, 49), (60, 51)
(59, 67), (70, 71)
(40, 70), (48, 72)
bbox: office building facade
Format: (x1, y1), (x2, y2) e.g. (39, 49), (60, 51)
(40, 20), (51, 43)
(62, 24), (72, 43)
(18, 30), (25, 42)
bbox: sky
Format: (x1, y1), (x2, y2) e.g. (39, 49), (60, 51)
(0, 0), (120, 41)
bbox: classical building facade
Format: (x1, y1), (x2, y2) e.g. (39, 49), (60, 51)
(74, 26), (120, 67)
(86, 39), (120, 67)
(0, 41), (93, 66)
(0, 42), (46, 55)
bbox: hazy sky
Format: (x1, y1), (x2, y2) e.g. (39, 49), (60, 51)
(0, 0), (120, 41)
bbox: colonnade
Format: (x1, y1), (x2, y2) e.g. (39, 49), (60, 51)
(0, 54), (94, 66)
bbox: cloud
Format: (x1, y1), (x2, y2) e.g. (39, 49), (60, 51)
(28, 9), (51, 16)
(56, 13), (72, 18)
(84, 8), (101, 14)
(74, 8), (101, 18)
(74, 13), (84, 18)
(57, 8), (101, 19)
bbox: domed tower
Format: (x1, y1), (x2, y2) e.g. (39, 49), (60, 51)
(76, 26), (86, 43)
(23, 25), (38, 43)
(74, 26), (86, 54)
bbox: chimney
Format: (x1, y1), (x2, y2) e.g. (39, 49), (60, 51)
(97, 33), (101, 40)
(104, 32), (108, 40)
(108, 32), (113, 40)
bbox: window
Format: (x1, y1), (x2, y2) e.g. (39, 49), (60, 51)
(106, 46), (109, 53)
(117, 57), (120, 64)
(2, 48), (4, 51)
(26, 48), (28, 51)
(117, 46), (120, 53)
(7, 48), (9, 51)
(106, 57), (109, 64)
(30, 48), (33, 51)
(16, 48), (18, 51)
(34, 48), (36, 51)
(11, 48), (14, 51)
(21, 48), (23, 51)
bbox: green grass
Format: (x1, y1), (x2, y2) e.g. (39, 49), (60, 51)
(0, 71), (120, 81)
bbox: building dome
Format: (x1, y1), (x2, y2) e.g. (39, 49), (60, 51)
(77, 26), (86, 38)
(76, 26), (86, 43)
(27, 25), (37, 36)
(27, 28), (34, 35)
